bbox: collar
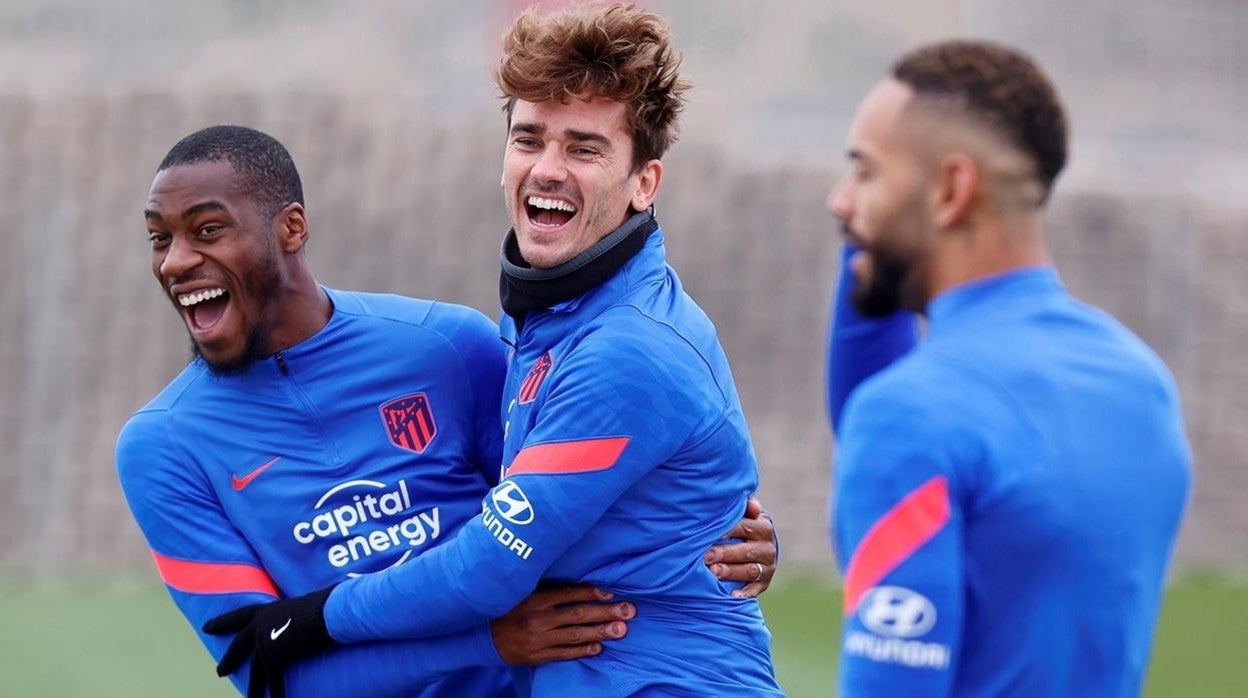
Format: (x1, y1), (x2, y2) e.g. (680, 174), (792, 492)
(499, 208), (659, 325)
(927, 265), (1062, 330)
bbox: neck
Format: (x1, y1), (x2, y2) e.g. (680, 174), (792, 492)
(925, 212), (1049, 303)
(266, 264), (332, 353)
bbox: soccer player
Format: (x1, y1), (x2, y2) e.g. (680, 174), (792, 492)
(206, 4), (783, 697)
(118, 126), (776, 697)
(825, 40), (1192, 696)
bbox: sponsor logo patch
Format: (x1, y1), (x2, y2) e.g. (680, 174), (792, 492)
(859, 586), (937, 638)
(845, 586), (950, 670)
(491, 481), (535, 525)
(380, 393), (437, 453)
(291, 478), (442, 576)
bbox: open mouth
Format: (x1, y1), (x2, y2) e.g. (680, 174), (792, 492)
(525, 195), (578, 229)
(176, 287), (231, 334)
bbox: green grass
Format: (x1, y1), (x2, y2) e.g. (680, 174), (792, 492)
(1, 577), (1243, 697)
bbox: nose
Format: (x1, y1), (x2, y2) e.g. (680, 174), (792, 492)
(158, 234), (202, 281)
(529, 145), (568, 187)
(827, 175), (853, 223)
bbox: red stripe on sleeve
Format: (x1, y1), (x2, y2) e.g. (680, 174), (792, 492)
(151, 550), (279, 597)
(842, 475), (950, 616)
(507, 437), (631, 476)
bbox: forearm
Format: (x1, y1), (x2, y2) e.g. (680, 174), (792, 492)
(827, 245), (919, 433)
(325, 520), (530, 643)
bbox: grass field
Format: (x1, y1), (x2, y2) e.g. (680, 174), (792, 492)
(1, 576), (1243, 697)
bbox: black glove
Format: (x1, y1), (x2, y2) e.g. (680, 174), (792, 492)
(203, 585), (338, 698)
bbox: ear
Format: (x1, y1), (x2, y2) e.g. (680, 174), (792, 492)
(630, 159), (663, 211)
(932, 152), (980, 229)
(275, 203), (309, 254)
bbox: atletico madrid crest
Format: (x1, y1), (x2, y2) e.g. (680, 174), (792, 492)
(518, 352), (553, 404)
(380, 393), (437, 453)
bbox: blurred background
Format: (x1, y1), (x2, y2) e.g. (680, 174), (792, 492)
(1, 0), (1244, 695)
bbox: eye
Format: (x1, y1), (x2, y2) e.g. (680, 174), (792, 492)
(571, 146), (599, 158)
(512, 137), (540, 150)
(196, 224), (223, 238)
(148, 232), (170, 249)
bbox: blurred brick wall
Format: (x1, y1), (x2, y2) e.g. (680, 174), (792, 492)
(0, 93), (1243, 579)
(0, 0), (1244, 579)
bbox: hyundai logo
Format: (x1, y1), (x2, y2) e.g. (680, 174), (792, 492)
(491, 481), (535, 525)
(859, 586), (937, 638)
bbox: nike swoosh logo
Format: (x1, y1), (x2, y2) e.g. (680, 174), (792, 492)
(231, 457), (280, 491)
(270, 618), (292, 641)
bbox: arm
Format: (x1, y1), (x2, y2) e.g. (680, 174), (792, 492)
(324, 323), (716, 642)
(116, 411), (505, 698)
(833, 384), (964, 697)
(827, 244), (920, 434)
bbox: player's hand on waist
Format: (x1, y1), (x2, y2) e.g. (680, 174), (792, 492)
(491, 584), (634, 665)
(203, 585), (338, 698)
(705, 497), (778, 598)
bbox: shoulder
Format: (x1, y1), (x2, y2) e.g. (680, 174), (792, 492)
(576, 305), (712, 375)
(115, 407), (182, 491)
(329, 288), (498, 347)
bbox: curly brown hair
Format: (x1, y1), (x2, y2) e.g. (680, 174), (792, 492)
(495, 2), (691, 171)
(893, 40), (1068, 203)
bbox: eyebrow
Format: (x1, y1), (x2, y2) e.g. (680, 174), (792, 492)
(144, 200), (228, 223)
(510, 122), (613, 150)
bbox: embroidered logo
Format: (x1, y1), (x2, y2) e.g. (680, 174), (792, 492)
(518, 352), (553, 404)
(231, 456), (279, 491)
(380, 393), (437, 453)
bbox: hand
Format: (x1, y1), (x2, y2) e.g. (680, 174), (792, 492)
(203, 586), (338, 698)
(705, 497), (777, 598)
(491, 584), (634, 665)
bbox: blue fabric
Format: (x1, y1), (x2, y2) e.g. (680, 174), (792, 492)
(117, 288), (512, 697)
(326, 229), (782, 696)
(830, 265), (1192, 697)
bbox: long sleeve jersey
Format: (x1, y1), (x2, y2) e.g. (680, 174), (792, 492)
(829, 264), (1192, 697)
(116, 288), (513, 698)
(326, 228), (782, 696)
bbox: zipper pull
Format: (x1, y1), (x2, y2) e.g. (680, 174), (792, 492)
(274, 352), (290, 376)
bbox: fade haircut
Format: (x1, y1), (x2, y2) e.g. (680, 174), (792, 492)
(495, 2), (692, 171)
(158, 125), (304, 219)
(892, 40), (1068, 204)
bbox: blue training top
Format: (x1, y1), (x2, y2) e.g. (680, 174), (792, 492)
(326, 227), (782, 696)
(829, 258), (1191, 697)
(117, 288), (512, 697)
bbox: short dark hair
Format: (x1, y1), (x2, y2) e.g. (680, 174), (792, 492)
(892, 40), (1067, 203)
(495, 2), (691, 171)
(158, 125), (304, 218)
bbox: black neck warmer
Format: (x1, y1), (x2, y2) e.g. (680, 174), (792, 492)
(500, 208), (658, 326)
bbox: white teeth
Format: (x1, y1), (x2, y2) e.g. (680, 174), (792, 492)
(177, 288), (227, 307)
(527, 196), (577, 213)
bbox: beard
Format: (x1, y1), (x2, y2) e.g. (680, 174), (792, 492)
(192, 246), (284, 376)
(849, 244), (910, 318)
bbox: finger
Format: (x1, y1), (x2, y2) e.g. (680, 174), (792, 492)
(216, 634), (254, 677)
(708, 540), (775, 567)
(203, 605), (261, 635)
(550, 584), (614, 606)
(548, 619), (629, 646)
(732, 581), (770, 599)
(535, 642), (605, 663)
(744, 497), (763, 519)
(246, 659), (266, 698)
(719, 517), (775, 546)
(549, 602), (635, 629)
